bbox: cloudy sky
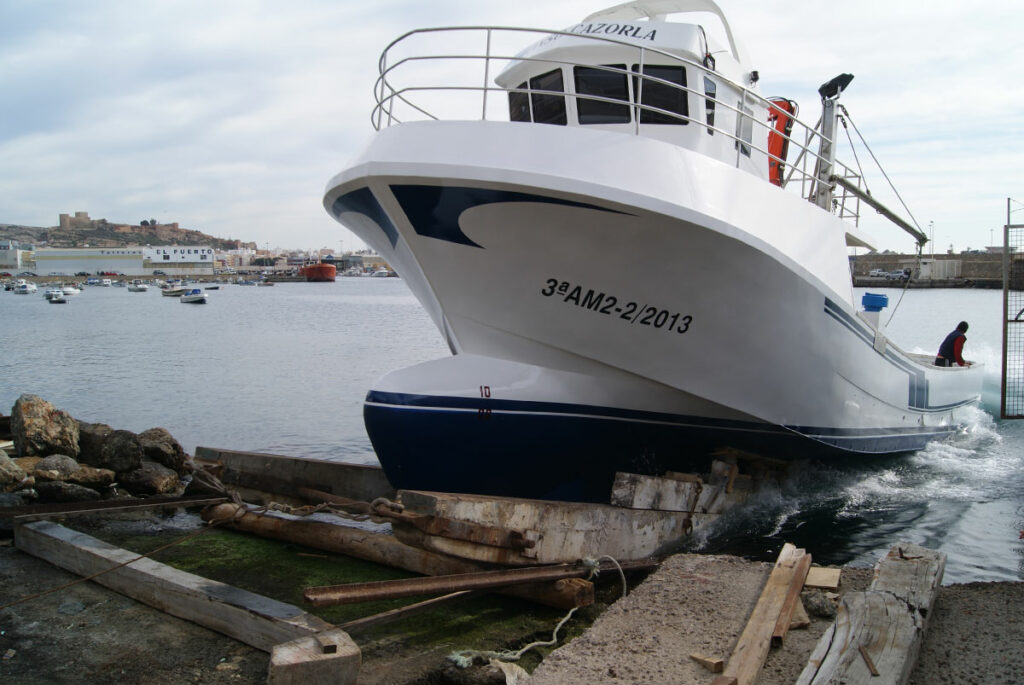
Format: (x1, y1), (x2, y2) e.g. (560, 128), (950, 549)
(2, 0), (1021, 253)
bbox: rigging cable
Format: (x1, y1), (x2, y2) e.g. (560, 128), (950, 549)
(839, 104), (924, 233)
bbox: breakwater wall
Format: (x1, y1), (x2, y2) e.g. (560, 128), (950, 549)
(852, 252), (1023, 289)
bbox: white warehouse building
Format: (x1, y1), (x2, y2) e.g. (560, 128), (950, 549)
(34, 246), (215, 277)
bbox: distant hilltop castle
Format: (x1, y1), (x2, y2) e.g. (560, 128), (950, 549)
(50, 211), (255, 251)
(58, 211), (179, 232)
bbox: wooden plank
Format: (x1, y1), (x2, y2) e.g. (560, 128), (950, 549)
(194, 446), (394, 502)
(795, 542), (945, 685)
(720, 543), (809, 685)
(268, 628), (360, 685)
(14, 520), (334, 652)
(689, 653), (724, 673)
(805, 566), (842, 590)
(771, 551), (813, 646)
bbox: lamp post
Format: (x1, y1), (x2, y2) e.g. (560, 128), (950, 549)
(929, 221), (934, 259)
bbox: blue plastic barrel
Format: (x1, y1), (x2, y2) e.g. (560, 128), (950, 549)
(861, 292), (889, 312)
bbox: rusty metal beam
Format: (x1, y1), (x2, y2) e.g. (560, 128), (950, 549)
(4, 495), (228, 522)
(304, 558), (658, 607)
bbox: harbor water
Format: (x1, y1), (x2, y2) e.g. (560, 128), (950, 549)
(1, 279), (1021, 583)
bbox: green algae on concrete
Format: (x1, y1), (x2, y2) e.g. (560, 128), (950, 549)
(75, 512), (614, 678)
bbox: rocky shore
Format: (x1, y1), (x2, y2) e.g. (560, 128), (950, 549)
(0, 394), (195, 512)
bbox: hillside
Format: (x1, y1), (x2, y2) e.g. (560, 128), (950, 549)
(0, 220), (255, 251)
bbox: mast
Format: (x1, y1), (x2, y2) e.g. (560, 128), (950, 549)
(811, 73), (854, 211)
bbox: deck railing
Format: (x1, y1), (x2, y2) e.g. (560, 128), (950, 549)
(373, 26), (866, 225)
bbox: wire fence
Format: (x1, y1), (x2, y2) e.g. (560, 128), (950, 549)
(1002, 201), (1024, 419)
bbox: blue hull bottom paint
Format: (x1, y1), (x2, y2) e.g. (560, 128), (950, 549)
(364, 392), (959, 503)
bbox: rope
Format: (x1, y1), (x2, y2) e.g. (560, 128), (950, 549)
(884, 242), (921, 327)
(448, 554), (629, 669)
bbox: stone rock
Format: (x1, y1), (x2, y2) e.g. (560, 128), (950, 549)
(35, 480), (102, 503)
(32, 454), (81, 481)
(77, 421), (114, 466)
(96, 430), (143, 474)
(68, 465), (116, 489)
(119, 460), (181, 496)
(138, 427), (187, 473)
(0, 491), (31, 508)
(802, 589), (837, 618)
(10, 394), (80, 459)
(0, 450), (27, 491)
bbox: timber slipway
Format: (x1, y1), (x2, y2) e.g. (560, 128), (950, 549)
(3, 444), (959, 685)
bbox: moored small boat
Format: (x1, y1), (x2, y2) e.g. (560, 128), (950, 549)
(13, 279), (37, 294)
(127, 279), (149, 292)
(180, 288), (208, 304)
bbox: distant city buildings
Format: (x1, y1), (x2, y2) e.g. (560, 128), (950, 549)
(34, 246), (215, 276)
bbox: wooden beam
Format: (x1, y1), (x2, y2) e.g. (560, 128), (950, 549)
(268, 628), (360, 685)
(796, 542), (945, 685)
(772, 552), (813, 646)
(14, 520), (335, 652)
(202, 502), (597, 610)
(719, 543), (809, 685)
(690, 653), (724, 673)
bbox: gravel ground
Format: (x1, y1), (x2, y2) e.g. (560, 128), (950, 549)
(528, 554), (875, 685)
(528, 554), (1022, 685)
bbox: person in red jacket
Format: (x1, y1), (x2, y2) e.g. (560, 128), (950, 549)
(934, 321), (970, 367)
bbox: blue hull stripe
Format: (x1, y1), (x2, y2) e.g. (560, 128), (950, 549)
(366, 390), (957, 453)
(363, 396), (958, 501)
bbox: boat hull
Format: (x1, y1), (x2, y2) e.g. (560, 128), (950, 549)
(300, 263), (337, 282)
(364, 354), (970, 501)
(325, 121), (983, 500)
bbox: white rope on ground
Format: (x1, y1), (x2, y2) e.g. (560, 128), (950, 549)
(448, 554), (630, 669)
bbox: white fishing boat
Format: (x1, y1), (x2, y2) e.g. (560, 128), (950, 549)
(13, 279), (37, 295)
(323, 1), (983, 501)
(127, 279), (149, 292)
(180, 288), (208, 304)
(43, 288), (66, 301)
(61, 284), (81, 296)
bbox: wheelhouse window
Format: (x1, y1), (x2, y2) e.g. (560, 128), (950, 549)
(574, 64), (630, 124)
(735, 101), (753, 156)
(632, 65), (688, 125)
(703, 77), (716, 134)
(508, 69), (567, 126)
